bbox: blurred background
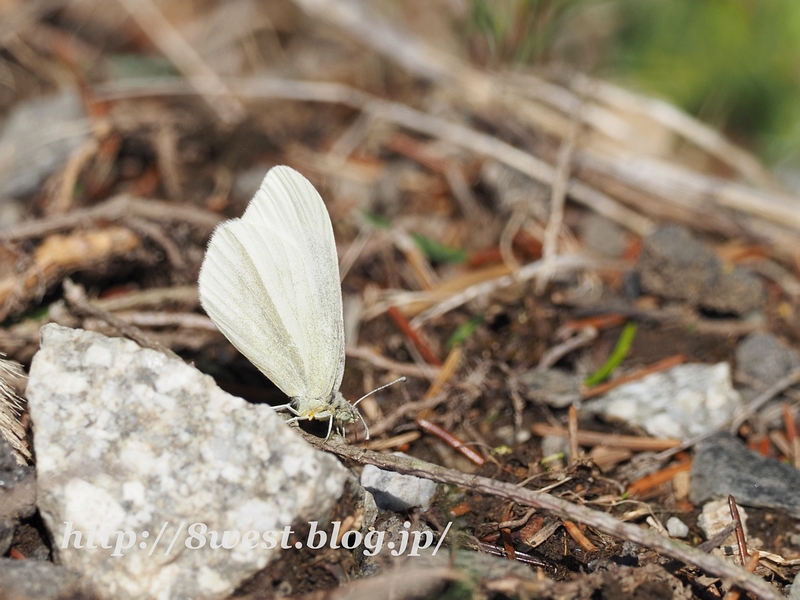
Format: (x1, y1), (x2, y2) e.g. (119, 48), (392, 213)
(461, 0), (800, 181)
(3, 0), (800, 177)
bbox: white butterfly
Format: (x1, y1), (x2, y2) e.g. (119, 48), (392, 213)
(198, 166), (372, 440)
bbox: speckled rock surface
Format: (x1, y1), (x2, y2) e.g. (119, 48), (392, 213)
(736, 332), (800, 384)
(580, 362), (742, 440)
(690, 432), (800, 518)
(637, 225), (765, 315)
(0, 558), (90, 600)
(27, 324), (351, 600)
(520, 369), (581, 409)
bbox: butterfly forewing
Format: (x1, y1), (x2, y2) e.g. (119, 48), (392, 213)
(198, 166), (345, 401)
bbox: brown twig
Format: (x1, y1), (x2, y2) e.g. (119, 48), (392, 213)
(358, 395), (445, 441)
(388, 305), (441, 366)
(728, 495), (749, 564)
(96, 311), (217, 330)
(303, 435), (780, 600)
(626, 461), (692, 497)
(365, 431), (420, 451)
(497, 507), (538, 531)
(530, 424), (680, 452)
(729, 367), (800, 433)
(92, 286), (199, 312)
(562, 520), (597, 553)
(124, 216), (186, 271)
(410, 254), (607, 327)
(783, 402), (800, 468)
(423, 346), (461, 400)
(416, 418), (485, 467)
(391, 230), (438, 291)
(723, 550), (763, 600)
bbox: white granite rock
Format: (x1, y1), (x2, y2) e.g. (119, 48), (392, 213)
(27, 325), (352, 600)
(665, 517), (689, 539)
(698, 497), (749, 543)
(580, 363), (742, 440)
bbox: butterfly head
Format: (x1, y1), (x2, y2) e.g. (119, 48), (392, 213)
(277, 392), (368, 441)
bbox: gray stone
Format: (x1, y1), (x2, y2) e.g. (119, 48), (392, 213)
(0, 558), (90, 600)
(519, 369), (581, 409)
(637, 225), (764, 315)
(791, 573), (800, 600)
(27, 324), (352, 600)
(580, 213), (629, 258)
(736, 332), (800, 384)
(0, 519), (13, 556)
(581, 362), (741, 440)
(0, 90), (90, 198)
(0, 433), (36, 556)
(690, 432), (800, 517)
(0, 463), (36, 521)
(0, 433), (18, 471)
(361, 455), (437, 512)
(540, 435), (569, 460)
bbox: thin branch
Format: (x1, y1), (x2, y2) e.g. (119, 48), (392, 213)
(0, 194), (222, 242)
(304, 435), (781, 600)
(536, 326), (597, 372)
(62, 279), (178, 359)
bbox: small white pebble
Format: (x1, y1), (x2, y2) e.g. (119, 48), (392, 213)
(666, 516), (689, 538)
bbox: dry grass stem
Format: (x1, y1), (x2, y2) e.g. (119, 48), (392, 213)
(0, 356), (30, 464)
(410, 254), (604, 327)
(116, 0), (244, 124)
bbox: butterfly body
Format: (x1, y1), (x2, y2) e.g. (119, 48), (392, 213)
(276, 392), (361, 439)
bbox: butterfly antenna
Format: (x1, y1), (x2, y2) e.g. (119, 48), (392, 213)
(353, 377), (407, 407)
(356, 408), (370, 441)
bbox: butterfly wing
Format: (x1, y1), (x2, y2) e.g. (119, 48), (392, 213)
(198, 166), (345, 400)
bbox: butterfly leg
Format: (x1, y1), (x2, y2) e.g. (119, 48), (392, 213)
(284, 415), (310, 425)
(324, 415), (335, 441)
(273, 403), (300, 416)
